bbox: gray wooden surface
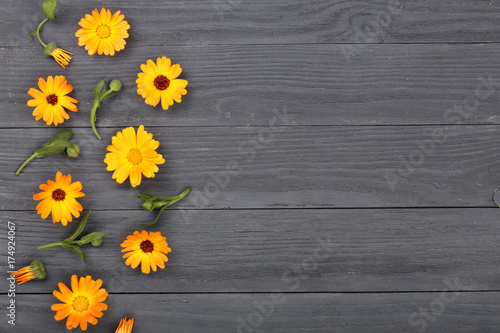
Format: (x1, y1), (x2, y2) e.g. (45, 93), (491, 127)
(2, 0), (500, 332)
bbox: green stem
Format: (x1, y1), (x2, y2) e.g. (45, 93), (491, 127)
(157, 187), (191, 202)
(140, 187), (191, 226)
(90, 101), (101, 140)
(37, 241), (66, 250)
(91, 120), (102, 140)
(36, 18), (49, 47)
(100, 89), (115, 100)
(15, 153), (37, 176)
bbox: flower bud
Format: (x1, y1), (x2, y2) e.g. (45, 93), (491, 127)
(11, 260), (46, 284)
(109, 80), (122, 92)
(66, 144), (80, 158)
(91, 238), (103, 247)
(30, 260), (47, 280)
(43, 42), (58, 57)
(141, 200), (155, 211)
(43, 42), (72, 68)
(153, 200), (167, 209)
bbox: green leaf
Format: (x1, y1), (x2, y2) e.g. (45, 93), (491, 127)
(43, 129), (73, 147)
(90, 77), (109, 140)
(138, 187), (191, 226)
(140, 205), (168, 226)
(42, 0), (57, 21)
(79, 232), (106, 245)
(65, 210), (91, 242)
(157, 187), (192, 201)
(100, 91), (117, 102)
(63, 245), (86, 262)
(94, 77), (108, 99)
(154, 196), (180, 201)
(138, 194), (154, 200)
(35, 141), (69, 157)
(29, 27), (40, 39)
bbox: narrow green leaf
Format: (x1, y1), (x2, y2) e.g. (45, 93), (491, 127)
(42, 0), (57, 21)
(65, 210), (91, 242)
(43, 129), (73, 147)
(154, 196), (179, 201)
(94, 77), (108, 99)
(138, 194), (154, 200)
(157, 187), (192, 201)
(140, 205), (168, 226)
(100, 91), (117, 102)
(68, 246), (86, 262)
(29, 28), (40, 39)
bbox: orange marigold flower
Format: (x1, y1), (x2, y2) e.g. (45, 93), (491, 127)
(11, 260), (46, 284)
(115, 317), (134, 333)
(75, 8), (130, 56)
(51, 275), (108, 331)
(136, 56), (188, 110)
(120, 230), (171, 274)
(27, 75), (78, 126)
(33, 171), (85, 225)
(104, 125), (165, 187)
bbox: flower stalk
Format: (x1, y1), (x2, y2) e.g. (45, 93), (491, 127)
(29, 0), (73, 68)
(90, 77), (123, 140)
(138, 187), (191, 226)
(37, 210), (105, 262)
(15, 129), (80, 176)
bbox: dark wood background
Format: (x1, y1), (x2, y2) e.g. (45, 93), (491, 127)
(2, 0), (500, 332)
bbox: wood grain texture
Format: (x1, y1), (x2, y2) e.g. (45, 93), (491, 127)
(2, 0), (500, 46)
(2, 292), (500, 332)
(2, 208), (500, 293)
(1, 126), (500, 210)
(3, 44), (500, 127)
(2, 0), (500, 331)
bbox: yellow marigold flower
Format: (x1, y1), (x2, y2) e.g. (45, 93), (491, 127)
(136, 56), (188, 110)
(75, 8), (130, 56)
(44, 42), (72, 68)
(51, 275), (108, 331)
(115, 317), (134, 333)
(120, 230), (171, 274)
(11, 260), (46, 284)
(27, 75), (78, 126)
(33, 171), (85, 225)
(104, 125), (165, 187)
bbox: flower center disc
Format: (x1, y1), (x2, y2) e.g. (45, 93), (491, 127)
(52, 189), (66, 201)
(96, 25), (111, 39)
(46, 94), (58, 105)
(140, 240), (154, 253)
(154, 75), (170, 90)
(127, 149), (142, 165)
(72, 296), (89, 312)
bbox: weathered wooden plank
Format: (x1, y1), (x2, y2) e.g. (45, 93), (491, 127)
(3, 44), (500, 127)
(2, 292), (500, 332)
(2, 0), (500, 47)
(2, 208), (500, 293)
(1, 126), (500, 210)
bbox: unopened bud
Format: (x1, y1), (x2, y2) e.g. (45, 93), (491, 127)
(109, 80), (122, 92)
(66, 144), (80, 158)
